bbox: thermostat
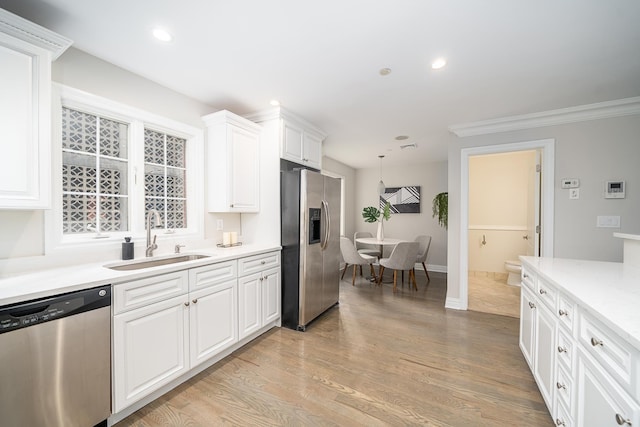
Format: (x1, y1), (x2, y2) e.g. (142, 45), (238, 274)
(605, 181), (625, 199)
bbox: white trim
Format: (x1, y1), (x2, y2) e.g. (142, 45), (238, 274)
(444, 297), (464, 310)
(468, 225), (528, 231)
(448, 97), (640, 137)
(425, 263), (447, 273)
(0, 9), (72, 59)
(457, 139), (555, 311)
(45, 84), (204, 255)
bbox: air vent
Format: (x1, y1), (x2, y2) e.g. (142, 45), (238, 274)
(400, 143), (417, 150)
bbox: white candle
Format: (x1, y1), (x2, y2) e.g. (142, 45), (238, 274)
(223, 232), (231, 246)
(230, 232), (238, 245)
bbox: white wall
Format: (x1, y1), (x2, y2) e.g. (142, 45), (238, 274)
(447, 114), (640, 303)
(354, 160), (448, 270)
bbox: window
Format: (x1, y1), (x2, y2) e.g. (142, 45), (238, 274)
(47, 85), (203, 252)
(144, 129), (187, 229)
(62, 107), (129, 234)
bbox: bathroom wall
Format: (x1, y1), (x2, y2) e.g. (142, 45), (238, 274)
(468, 151), (536, 273)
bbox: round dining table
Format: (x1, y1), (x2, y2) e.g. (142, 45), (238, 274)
(354, 237), (406, 283)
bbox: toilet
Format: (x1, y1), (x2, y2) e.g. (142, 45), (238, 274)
(504, 260), (522, 286)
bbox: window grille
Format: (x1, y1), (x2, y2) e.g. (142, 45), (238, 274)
(61, 107), (128, 234)
(144, 129), (187, 230)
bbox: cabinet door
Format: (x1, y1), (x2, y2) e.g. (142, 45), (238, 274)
(520, 287), (536, 369)
(576, 352), (640, 427)
(113, 294), (189, 412)
(0, 33), (51, 208)
(228, 124), (259, 212)
(261, 267), (281, 325)
(303, 131), (322, 169)
(238, 272), (261, 339)
(281, 120), (303, 162)
(189, 279), (238, 367)
(534, 304), (557, 411)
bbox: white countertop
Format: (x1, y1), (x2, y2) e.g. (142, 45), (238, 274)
(520, 256), (640, 352)
(0, 243), (281, 306)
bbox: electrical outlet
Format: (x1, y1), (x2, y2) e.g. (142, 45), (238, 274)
(569, 188), (579, 199)
(216, 219), (223, 230)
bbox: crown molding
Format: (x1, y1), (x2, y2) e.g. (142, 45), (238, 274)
(244, 106), (327, 139)
(0, 9), (72, 60)
(448, 96), (640, 137)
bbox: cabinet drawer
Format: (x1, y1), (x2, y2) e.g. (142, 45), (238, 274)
(554, 399), (574, 427)
(114, 271), (188, 314)
(189, 260), (237, 292)
(556, 365), (574, 412)
(557, 293), (575, 333)
(578, 310), (639, 396)
(521, 265), (536, 290)
(238, 251), (281, 276)
(557, 328), (575, 373)
(536, 276), (557, 311)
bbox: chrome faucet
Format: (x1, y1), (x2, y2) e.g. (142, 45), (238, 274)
(145, 209), (163, 257)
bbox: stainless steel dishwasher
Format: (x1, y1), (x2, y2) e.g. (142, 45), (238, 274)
(0, 285), (111, 427)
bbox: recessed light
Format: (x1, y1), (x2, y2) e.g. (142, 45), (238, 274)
(270, 99), (280, 106)
(379, 68), (392, 76)
(395, 135), (409, 141)
(431, 58), (447, 70)
(152, 28), (173, 42)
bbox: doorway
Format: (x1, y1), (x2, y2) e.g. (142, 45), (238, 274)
(467, 150), (538, 317)
(459, 139), (555, 311)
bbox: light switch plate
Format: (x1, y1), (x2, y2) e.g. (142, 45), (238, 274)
(216, 219), (223, 230)
(596, 216), (621, 228)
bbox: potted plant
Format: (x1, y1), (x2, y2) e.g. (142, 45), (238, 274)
(362, 202), (391, 240)
(432, 192), (448, 229)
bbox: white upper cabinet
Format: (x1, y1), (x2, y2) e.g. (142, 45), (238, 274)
(245, 107), (326, 170)
(0, 10), (72, 209)
(202, 110), (261, 212)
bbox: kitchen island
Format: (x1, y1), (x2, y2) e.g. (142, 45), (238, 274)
(519, 256), (640, 427)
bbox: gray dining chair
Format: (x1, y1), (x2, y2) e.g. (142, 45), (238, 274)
(415, 235), (432, 282)
(340, 237), (377, 285)
(377, 241), (420, 291)
(354, 231), (381, 259)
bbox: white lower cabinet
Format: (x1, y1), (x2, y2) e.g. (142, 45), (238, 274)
(112, 252), (280, 415)
(520, 261), (640, 427)
(238, 251), (281, 340)
(576, 350), (639, 427)
(113, 293), (189, 412)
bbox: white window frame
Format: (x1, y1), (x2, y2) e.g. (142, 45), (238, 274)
(45, 84), (204, 254)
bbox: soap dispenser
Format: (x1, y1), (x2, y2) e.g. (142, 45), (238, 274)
(122, 237), (134, 260)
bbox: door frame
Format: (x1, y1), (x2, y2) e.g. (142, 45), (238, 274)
(459, 138), (555, 310)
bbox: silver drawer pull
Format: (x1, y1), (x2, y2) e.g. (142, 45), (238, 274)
(528, 301), (536, 309)
(557, 346), (567, 353)
(523, 273), (529, 278)
(558, 309), (568, 316)
(556, 382), (566, 390)
(184, 301), (190, 307)
(539, 288), (547, 295)
(590, 337), (604, 347)
(556, 419), (566, 426)
(616, 413), (632, 425)
(192, 299), (198, 304)
(261, 260), (266, 264)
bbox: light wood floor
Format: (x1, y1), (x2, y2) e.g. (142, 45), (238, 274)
(116, 271), (551, 426)
(468, 273), (521, 319)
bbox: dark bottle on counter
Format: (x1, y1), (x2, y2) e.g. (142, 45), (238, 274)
(122, 237), (134, 260)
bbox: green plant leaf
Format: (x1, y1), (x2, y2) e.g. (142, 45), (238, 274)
(362, 206), (381, 223)
(381, 202), (391, 221)
(432, 192), (448, 229)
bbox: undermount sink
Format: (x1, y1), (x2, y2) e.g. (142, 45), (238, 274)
(104, 254), (211, 271)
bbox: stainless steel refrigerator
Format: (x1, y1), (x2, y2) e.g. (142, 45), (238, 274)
(281, 168), (341, 331)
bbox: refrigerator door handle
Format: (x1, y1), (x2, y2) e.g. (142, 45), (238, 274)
(321, 200), (330, 250)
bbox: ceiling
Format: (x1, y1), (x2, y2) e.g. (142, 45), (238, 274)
(2, 1), (640, 169)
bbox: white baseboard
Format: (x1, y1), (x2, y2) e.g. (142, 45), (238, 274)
(445, 297), (465, 310)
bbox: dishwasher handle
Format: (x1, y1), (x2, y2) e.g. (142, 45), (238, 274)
(0, 285), (111, 335)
